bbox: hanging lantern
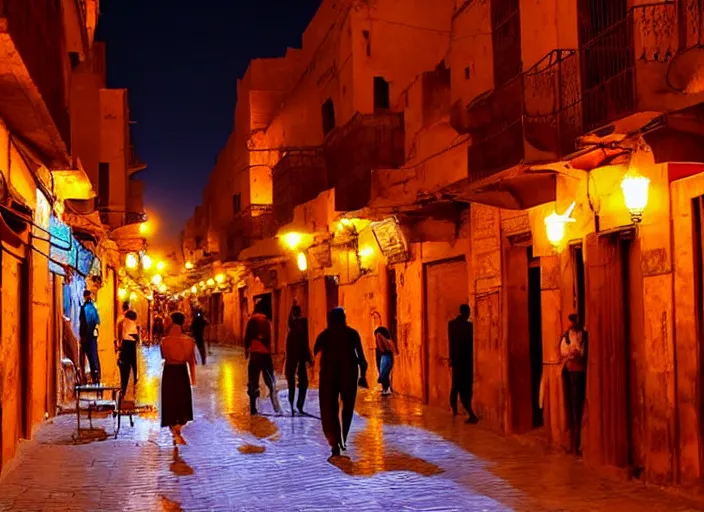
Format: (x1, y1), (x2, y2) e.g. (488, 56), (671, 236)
(621, 170), (650, 224)
(125, 253), (138, 269)
(544, 202), (576, 250)
(297, 252), (308, 271)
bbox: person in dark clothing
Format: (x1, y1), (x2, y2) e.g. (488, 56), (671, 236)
(244, 301), (281, 415)
(314, 307), (368, 458)
(191, 309), (208, 365)
(285, 304), (312, 415)
(448, 304), (479, 424)
(117, 310), (140, 397)
(79, 289), (101, 384)
(561, 313), (588, 455)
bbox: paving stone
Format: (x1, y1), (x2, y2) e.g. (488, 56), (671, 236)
(0, 346), (702, 511)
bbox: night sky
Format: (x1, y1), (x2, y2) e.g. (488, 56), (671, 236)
(97, 0), (322, 247)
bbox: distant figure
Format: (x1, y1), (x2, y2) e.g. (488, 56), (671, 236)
(285, 304), (312, 415)
(374, 326), (397, 395)
(79, 289), (101, 384)
(561, 313), (588, 455)
(153, 314), (165, 342)
(160, 312), (196, 446)
(117, 310), (140, 396)
(448, 304), (478, 424)
(244, 301), (281, 415)
(314, 307), (368, 458)
(191, 309), (208, 365)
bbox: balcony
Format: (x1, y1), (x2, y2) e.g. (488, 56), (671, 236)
(272, 148), (327, 227)
(224, 205), (276, 261)
(466, 2), (682, 184)
(0, 0), (71, 168)
(324, 112), (405, 212)
(128, 145), (147, 175)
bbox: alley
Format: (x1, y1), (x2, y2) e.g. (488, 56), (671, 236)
(0, 347), (700, 512)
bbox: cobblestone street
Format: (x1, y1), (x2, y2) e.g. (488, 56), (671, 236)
(0, 346), (701, 511)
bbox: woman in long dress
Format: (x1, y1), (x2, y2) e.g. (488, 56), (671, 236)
(160, 311), (196, 445)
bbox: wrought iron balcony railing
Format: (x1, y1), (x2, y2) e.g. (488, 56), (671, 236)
(272, 147), (326, 226)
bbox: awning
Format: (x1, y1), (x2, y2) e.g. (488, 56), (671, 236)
(52, 169), (95, 201)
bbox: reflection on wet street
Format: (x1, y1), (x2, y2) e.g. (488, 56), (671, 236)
(0, 346), (702, 511)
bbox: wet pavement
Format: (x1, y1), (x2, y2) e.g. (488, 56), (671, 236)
(0, 346), (703, 511)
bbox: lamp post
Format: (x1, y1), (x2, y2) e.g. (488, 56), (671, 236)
(544, 202), (576, 251)
(621, 170), (650, 224)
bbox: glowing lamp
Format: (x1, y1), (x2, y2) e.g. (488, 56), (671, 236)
(207, 278), (215, 287)
(359, 245), (374, 258)
(199, 281), (205, 288)
(129, 291), (138, 301)
(215, 273), (225, 283)
(297, 252), (308, 272)
(151, 273), (163, 286)
(158, 284), (167, 293)
(621, 170), (650, 224)
(156, 261), (166, 271)
(191, 286), (197, 294)
(544, 202), (576, 249)
(118, 288), (128, 300)
(185, 261), (194, 270)
(139, 222), (147, 235)
(125, 253), (138, 269)
(282, 232), (303, 250)
(142, 254), (153, 270)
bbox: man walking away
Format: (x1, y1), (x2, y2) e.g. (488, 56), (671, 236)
(285, 304), (312, 415)
(79, 289), (101, 384)
(448, 304), (479, 424)
(191, 308), (208, 365)
(245, 301), (281, 415)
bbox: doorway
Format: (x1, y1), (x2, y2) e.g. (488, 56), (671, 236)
(325, 275), (339, 313)
(387, 268), (398, 343)
(424, 257), (469, 406)
(585, 231), (643, 471)
(505, 242), (541, 433)
(528, 249), (544, 428)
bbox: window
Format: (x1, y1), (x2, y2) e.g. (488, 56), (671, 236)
(374, 77), (390, 110)
(322, 98), (336, 135)
(232, 193), (241, 214)
(98, 162), (109, 207)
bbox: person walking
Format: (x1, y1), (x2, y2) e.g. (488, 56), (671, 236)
(374, 326), (397, 395)
(117, 310), (140, 396)
(160, 312), (196, 446)
(314, 307), (368, 458)
(79, 289), (101, 384)
(561, 313), (588, 455)
(191, 308), (208, 365)
(448, 304), (479, 424)
(244, 301), (281, 415)
(285, 304), (312, 415)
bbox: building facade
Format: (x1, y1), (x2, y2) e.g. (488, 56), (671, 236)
(180, 0), (704, 487)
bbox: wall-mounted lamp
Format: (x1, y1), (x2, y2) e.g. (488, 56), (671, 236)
(621, 170), (650, 224)
(206, 278), (215, 287)
(544, 202), (576, 250)
(215, 273), (225, 283)
(142, 254), (153, 270)
(125, 253), (138, 269)
(282, 232), (303, 250)
(191, 285), (197, 294)
(297, 252), (308, 272)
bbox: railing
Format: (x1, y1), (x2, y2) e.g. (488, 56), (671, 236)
(324, 112), (405, 211)
(465, 2), (677, 181)
(3, 0), (70, 147)
(224, 205), (275, 261)
(272, 148), (326, 226)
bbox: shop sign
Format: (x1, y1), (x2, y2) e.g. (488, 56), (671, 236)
(371, 217), (409, 264)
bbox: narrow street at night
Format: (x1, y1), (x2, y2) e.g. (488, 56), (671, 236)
(0, 346), (700, 512)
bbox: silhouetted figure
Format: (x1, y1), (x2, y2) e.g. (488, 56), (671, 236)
(191, 309), (208, 365)
(314, 307), (368, 458)
(160, 312), (196, 446)
(561, 313), (587, 456)
(244, 301), (281, 415)
(285, 304), (312, 415)
(79, 289), (101, 384)
(118, 310), (140, 396)
(448, 304), (478, 424)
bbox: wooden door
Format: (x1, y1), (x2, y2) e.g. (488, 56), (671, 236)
(584, 232), (630, 468)
(505, 245), (532, 433)
(424, 258), (469, 406)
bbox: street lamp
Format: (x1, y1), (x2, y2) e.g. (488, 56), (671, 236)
(125, 253), (138, 269)
(142, 254), (153, 270)
(544, 202), (576, 250)
(621, 170), (650, 224)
